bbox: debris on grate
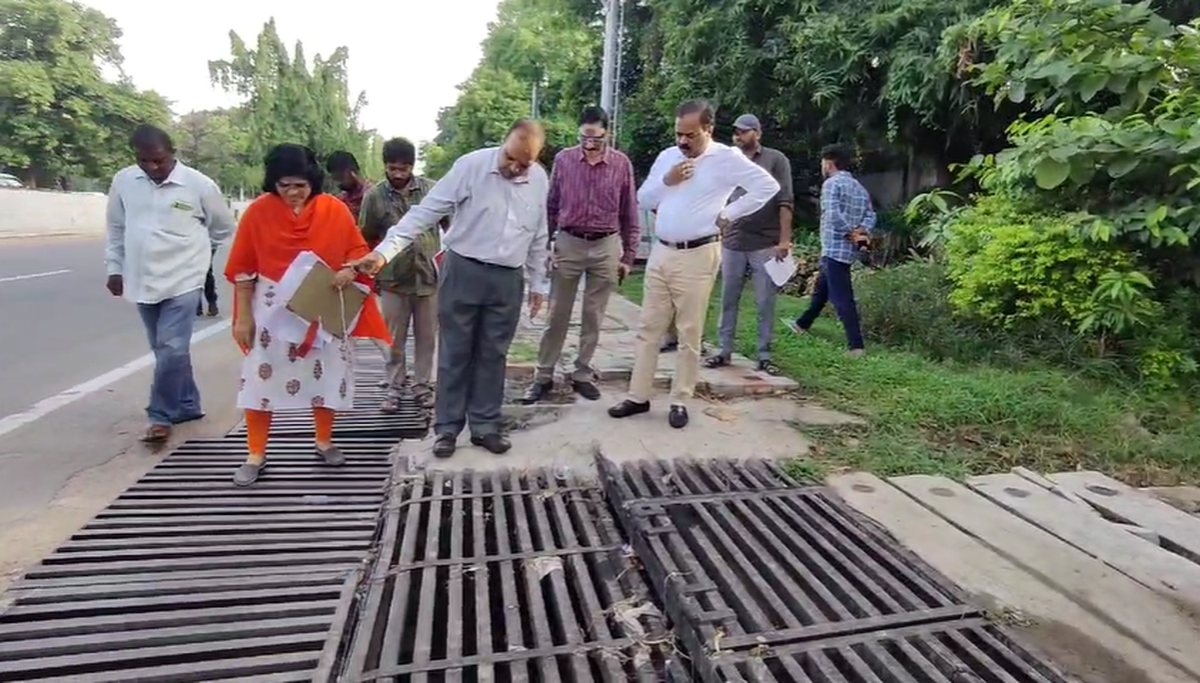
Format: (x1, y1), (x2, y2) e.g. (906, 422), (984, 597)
(339, 466), (675, 682)
(598, 456), (1074, 683)
(0, 437), (394, 682)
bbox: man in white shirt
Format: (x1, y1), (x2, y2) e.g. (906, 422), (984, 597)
(105, 125), (235, 444)
(608, 100), (779, 428)
(347, 120), (550, 458)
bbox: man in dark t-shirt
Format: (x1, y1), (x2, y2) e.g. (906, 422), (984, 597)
(705, 114), (794, 375)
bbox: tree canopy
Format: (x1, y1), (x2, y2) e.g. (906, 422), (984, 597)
(0, 0), (170, 188)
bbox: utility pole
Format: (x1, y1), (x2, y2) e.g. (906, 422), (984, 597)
(599, 0), (620, 129)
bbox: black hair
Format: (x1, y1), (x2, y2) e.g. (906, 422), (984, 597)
(382, 138), (416, 166)
(675, 99), (715, 126)
(262, 144), (325, 196)
(325, 150), (359, 174)
(579, 106), (609, 129)
(820, 144), (853, 171)
(130, 124), (173, 152)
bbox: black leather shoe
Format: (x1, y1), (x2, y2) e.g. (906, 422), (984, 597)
(608, 399), (650, 419)
(571, 379), (601, 401)
(518, 380), (553, 405)
(432, 433), (457, 458)
(659, 338), (678, 352)
(470, 433), (512, 454)
(668, 405), (689, 429)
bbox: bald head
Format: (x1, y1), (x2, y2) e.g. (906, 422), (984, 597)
(500, 119), (545, 178)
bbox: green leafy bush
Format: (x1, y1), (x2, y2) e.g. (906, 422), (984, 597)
(855, 259), (1113, 375)
(943, 195), (1140, 329)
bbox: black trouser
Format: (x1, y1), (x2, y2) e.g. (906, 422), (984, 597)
(434, 251), (524, 437)
(202, 248), (218, 306)
(795, 257), (864, 350)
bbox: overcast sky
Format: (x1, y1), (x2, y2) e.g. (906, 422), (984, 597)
(83, 0), (501, 147)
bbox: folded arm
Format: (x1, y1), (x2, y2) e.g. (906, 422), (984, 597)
(721, 150), (781, 222)
(636, 149), (674, 211)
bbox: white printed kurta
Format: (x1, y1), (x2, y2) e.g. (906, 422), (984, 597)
(236, 252), (365, 412)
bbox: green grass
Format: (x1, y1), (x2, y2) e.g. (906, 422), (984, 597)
(618, 270), (1200, 485)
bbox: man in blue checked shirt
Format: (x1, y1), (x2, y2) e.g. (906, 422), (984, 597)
(788, 145), (876, 356)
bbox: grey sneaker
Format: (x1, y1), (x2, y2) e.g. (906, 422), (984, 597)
(316, 444), (346, 466)
(233, 461), (264, 487)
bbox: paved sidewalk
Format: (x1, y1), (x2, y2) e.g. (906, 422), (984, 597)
(507, 294), (798, 398)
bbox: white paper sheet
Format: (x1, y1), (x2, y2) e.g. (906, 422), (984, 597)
(764, 254), (797, 287)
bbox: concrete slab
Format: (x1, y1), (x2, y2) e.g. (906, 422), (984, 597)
(830, 472), (1194, 683)
(397, 395), (815, 474)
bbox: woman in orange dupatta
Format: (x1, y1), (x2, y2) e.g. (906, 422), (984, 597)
(224, 144), (390, 486)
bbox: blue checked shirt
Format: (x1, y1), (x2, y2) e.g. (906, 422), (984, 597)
(820, 170), (877, 264)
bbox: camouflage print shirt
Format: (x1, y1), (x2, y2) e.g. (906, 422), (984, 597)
(358, 177), (442, 296)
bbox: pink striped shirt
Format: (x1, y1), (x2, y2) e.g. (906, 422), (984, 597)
(547, 146), (641, 264)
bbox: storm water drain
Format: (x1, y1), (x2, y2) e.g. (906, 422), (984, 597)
(598, 457), (1072, 683)
(0, 437), (395, 682)
(337, 465), (675, 682)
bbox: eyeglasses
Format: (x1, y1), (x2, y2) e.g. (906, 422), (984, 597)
(578, 134), (607, 142)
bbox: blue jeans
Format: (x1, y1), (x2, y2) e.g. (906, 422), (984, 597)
(795, 257), (864, 350)
(137, 289), (203, 425)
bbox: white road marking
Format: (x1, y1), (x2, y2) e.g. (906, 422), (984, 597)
(0, 269), (72, 284)
(0, 319), (232, 438)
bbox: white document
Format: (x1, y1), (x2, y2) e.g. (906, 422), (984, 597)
(764, 254), (797, 287)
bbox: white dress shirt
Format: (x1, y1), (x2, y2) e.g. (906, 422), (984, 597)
(373, 147), (550, 294)
(637, 142), (780, 244)
(105, 163), (235, 304)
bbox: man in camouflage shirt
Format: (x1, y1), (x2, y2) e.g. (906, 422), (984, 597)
(359, 138), (445, 412)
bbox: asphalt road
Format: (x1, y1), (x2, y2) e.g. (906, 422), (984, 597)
(0, 236), (230, 422)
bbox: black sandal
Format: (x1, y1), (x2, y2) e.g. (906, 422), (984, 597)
(757, 359), (782, 376)
(703, 354), (731, 369)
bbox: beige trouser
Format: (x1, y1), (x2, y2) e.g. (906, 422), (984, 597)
(535, 232), (621, 382)
(628, 241), (722, 404)
(380, 290), (438, 397)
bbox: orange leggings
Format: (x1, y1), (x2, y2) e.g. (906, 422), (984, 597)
(245, 408), (335, 456)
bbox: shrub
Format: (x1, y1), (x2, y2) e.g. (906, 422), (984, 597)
(854, 259), (1105, 372)
(944, 195), (1139, 330)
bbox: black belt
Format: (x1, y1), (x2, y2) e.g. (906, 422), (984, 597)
(659, 235), (719, 250)
(454, 251), (519, 271)
(561, 228), (617, 242)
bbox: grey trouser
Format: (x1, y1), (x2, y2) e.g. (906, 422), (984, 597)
(718, 247), (778, 361)
(380, 290), (437, 397)
(535, 232), (621, 383)
(435, 250), (524, 437)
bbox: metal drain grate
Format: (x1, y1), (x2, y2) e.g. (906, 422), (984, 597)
(667, 621), (1068, 683)
(599, 457), (1070, 683)
(338, 466), (675, 682)
(0, 437), (395, 682)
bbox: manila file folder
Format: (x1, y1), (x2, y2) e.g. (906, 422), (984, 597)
(286, 261), (368, 339)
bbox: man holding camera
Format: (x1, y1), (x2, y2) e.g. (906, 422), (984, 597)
(789, 144), (876, 356)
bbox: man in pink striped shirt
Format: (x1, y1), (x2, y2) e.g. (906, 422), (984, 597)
(519, 106), (641, 403)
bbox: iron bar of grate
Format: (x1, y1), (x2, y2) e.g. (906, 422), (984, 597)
(0, 437), (394, 682)
(338, 466), (674, 682)
(703, 620), (1069, 683)
(598, 456), (1070, 683)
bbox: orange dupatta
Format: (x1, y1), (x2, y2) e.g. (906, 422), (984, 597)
(224, 193), (391, 349)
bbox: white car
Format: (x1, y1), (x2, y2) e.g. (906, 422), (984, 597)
(0, 173), (22, 188)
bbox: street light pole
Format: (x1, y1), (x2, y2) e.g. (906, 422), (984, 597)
(599, 0), (620, 122)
